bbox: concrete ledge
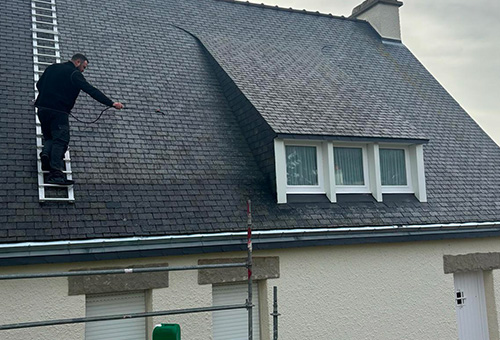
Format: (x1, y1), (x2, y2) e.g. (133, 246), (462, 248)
(68, 263), (169, 295)
(443, 253), (500, 274)
(198, 257), (279, 285)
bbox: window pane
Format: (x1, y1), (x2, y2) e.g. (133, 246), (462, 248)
(334, 147), (364, 185)
(380, 149), (407, 185)
(286, 146), (318, 186)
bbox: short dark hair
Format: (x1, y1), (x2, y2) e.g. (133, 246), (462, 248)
(71, 53), (89, 63)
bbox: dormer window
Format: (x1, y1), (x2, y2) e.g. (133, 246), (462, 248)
(275, 139), (427, 204)
(286, 145), (318, 186)
(333, 145), (370, 193)
(379, 146), (413, 193)
(285, 143), (324, 193)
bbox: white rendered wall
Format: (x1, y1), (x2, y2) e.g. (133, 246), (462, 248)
(2, 237), (500, 339)
(356, 3), (402, 41)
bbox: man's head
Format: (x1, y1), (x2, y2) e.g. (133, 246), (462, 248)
(71, 53), (89, 72)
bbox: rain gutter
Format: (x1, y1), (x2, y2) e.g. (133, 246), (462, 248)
(1, 222), (500, 266)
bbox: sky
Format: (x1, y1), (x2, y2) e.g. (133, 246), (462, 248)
(249, 0), (500, 145)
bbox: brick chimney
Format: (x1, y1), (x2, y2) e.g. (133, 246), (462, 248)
(350, 0), (403, 41)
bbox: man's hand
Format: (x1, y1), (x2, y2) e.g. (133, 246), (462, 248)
(113, 102), (124, 110)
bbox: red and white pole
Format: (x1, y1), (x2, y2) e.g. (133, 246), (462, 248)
(247, 200), (253, 340)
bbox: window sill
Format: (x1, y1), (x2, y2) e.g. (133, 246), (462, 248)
(286, 194), (331, 204)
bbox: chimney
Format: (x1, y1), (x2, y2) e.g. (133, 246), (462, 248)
(350, 0), (403, 41)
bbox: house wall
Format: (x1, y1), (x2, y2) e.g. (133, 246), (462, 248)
(2, 237), (500, 339)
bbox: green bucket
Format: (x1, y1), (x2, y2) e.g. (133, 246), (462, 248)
(152, 323), (181, 340)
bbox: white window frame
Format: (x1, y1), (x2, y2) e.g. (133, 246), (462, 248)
(332, 143), (371, 194)
(379, 145), (414, 194)
(284, 141), (325, 194)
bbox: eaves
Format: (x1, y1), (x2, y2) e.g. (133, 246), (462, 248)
(1, 222), (500, 266)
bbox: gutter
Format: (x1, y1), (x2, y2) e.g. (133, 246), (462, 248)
(2, 222), (500, 266)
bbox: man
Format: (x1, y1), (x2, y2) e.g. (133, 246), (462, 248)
(35, 53), (124, 185)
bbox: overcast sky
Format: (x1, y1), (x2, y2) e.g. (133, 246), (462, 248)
(250, 0), (500, 145)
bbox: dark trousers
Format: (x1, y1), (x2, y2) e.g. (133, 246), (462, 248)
(37, 108), (70, 177)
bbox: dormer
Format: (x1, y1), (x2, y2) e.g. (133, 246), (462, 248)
(274, 137), (427, 204)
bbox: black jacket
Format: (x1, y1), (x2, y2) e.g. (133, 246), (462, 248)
(35, 61), (114, 113)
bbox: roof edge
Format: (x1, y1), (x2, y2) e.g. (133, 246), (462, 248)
(1, 221), (500, 266)
(276, 133), (429, 144)
(214, 0), (363, 22)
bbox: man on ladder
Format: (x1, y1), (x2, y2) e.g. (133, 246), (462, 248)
(35, 53), (124, 185)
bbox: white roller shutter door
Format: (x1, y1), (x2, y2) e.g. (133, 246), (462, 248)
(85, 291), (146, 340)
(212, 283), (260, 340)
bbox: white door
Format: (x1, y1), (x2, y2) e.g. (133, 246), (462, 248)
(454, 271), (489, 340)
(85, 291), (146, 340)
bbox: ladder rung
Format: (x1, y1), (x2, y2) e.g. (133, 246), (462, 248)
(34, 53), (58, 58)
(33, 44), (58, 50)
(36, 154), (72, 163)
(39, 183), (74, 188)
(31, 7), (56, 13)
(32, 13), (56, 19)
(31, 9), (57, 16)
(33, 0), (55, 5)
(32, 20), (57, 26)
(31, 28), (59, 35)
(39, 170), (71, 175)
(32, 15), (56, 21)
(33, 36), (58, 42)
(32, 3), (55, 9)
(34, 61), (53, 66)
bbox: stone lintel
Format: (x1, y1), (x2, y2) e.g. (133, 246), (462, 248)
(68, 263), (169, 295)
(198, 257), (279, 285)
(444, 253), (500, 274)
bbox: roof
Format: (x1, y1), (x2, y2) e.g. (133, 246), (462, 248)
(2, 0), (500, 244)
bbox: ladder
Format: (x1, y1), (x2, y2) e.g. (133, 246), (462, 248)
(31, 0), (75, 203)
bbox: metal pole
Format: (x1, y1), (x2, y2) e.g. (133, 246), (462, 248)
(0, 303), (247, 331)
(247, 199), (253, 340)
(0, 263), (247, 280)
(271, 286), (281, 340)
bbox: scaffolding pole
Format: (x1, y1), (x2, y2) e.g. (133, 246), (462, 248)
(0, 263), (247, 281)
(271, 286), (280, 340)
(0, 304), (248, 331)
(247, 199), (253, 340)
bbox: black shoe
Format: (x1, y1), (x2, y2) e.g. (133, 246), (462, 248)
(46, 176), (75, 186)
(40, 153), (51, 171)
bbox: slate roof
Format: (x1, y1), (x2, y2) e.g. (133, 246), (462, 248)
(1, 0), (500, 243)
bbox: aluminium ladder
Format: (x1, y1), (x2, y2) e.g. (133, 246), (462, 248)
(31, 0), (74, 202)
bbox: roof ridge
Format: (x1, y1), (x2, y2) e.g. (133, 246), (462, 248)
(214, 0), (363, 22)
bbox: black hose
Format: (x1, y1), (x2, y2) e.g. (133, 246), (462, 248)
(34, 104), (113, 124)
